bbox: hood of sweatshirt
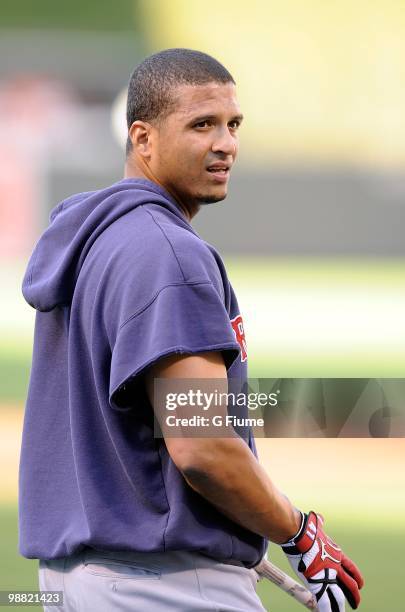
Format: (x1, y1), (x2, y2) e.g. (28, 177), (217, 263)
(22, 178), (193, 312)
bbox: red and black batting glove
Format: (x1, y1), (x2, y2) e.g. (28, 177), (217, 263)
(282, 512), (364, 611)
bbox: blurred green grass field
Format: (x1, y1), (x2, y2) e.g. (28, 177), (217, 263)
(0, 504), (402, 612)
(1, 257), (404, 610)
(2, 257), (404, 404)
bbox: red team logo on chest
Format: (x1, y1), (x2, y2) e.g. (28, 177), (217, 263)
(230, 315), (247, 362)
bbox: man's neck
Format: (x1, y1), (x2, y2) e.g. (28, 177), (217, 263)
(124, 162), (199, 222)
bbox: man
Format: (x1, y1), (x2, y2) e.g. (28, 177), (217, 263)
(19, 49), (363, 611)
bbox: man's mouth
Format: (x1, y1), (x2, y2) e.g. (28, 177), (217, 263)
(206, 164), (231, 182)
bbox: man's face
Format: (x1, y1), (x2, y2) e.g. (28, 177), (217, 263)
(149, 81), (242, 206)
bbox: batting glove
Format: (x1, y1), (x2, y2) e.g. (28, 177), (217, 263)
(282, 511), (364, 611)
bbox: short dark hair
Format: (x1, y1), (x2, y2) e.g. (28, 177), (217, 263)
(125, 48), (235, 156)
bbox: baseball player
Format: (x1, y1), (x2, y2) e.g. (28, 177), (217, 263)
(19, 49), (363, 611)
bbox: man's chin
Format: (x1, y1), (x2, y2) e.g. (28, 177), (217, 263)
(195, 191), (228, 205)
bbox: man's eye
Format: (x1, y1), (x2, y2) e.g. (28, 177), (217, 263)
(229, 121), (240, 130)
(194, 120), (210, 128)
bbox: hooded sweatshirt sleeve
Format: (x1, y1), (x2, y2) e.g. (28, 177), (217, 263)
(107, 211), (241, 411)
(109, 281), (240, 410)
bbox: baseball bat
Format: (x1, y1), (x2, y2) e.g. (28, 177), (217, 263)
(254, 558), (318, 610)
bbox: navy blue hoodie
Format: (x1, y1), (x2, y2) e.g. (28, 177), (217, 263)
(19, 178), (266, 566)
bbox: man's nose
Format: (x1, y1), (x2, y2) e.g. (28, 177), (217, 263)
(211, 127), (237, 157)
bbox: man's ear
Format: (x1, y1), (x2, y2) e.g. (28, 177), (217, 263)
(128, 120), (153, 159)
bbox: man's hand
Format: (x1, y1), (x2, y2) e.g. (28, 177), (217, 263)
(282, 512), (364, 611)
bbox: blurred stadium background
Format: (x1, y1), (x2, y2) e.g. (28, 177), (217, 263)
(0, 1), (404, 610)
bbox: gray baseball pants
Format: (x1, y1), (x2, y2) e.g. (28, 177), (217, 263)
(38, 547), (267, 611)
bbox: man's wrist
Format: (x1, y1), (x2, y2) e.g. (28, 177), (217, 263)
(281, 509), (306, 547)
